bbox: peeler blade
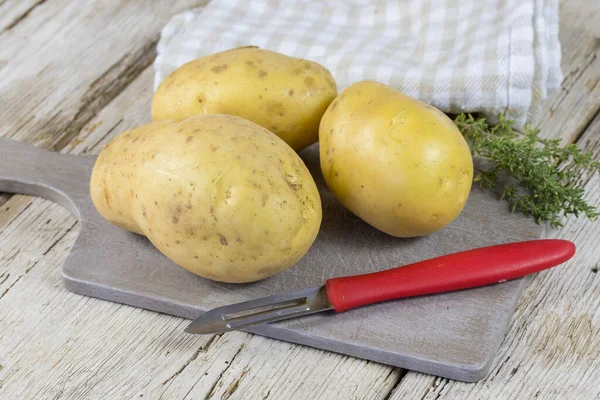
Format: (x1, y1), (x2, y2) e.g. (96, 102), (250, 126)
(185, 285), (332, 334)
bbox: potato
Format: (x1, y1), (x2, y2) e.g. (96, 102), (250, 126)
(320, 81), (473, 238)
(90, 114), (322, 283)
(151, 46), (337, 151)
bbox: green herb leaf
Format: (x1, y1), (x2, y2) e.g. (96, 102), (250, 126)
(454, 113), (600, 228)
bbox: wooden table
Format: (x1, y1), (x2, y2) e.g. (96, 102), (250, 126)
(0, 1), (598, 398)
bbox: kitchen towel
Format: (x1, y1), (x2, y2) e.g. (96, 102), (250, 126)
(153, 0), (562, 127)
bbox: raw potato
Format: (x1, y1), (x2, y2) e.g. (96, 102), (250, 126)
(152, 46), (337, 151)
(90, 114), (322, 283)
(320, 81), (473, 238)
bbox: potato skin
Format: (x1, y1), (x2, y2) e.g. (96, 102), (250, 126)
(151, 46), (337, 151)
(90, 115), (322, 283)
(319, 81), (473, 238)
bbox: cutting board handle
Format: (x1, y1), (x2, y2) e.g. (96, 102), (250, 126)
(0, 138), (95, 218)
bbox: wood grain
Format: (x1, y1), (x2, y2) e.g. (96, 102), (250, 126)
(0, 0), (599, 398)
(0, 0), (206, 148)
(0, 0), (47, 32)
(534, 0), (600, 142)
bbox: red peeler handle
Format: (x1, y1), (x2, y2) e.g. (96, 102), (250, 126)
(325, 239), (575, 312)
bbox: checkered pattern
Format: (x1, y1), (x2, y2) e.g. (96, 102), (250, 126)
(154, 0), (561, 127)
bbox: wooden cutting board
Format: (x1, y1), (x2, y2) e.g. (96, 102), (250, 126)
(0, 138), (544, 382)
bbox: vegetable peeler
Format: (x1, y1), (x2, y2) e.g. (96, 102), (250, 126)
(185, 239), (575, 335)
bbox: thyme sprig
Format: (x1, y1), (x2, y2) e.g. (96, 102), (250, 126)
(454, 113), (600, 228)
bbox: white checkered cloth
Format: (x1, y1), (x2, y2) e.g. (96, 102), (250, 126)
(154, 0), (562, 127)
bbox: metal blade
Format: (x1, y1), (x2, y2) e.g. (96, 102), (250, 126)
(185, 285), (331, 334)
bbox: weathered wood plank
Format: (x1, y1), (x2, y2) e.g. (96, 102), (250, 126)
(0, 195), (32, 231)
(0, 0), (206, 149)
(165, 335), (402, 400)
(0, 199), (75, 298)
(0, 227), (221, 399)
(61, 67), (155, 155)
(386, 373), (437, 400)
(560, 0), (600, 38)
(534, 0), (600, 143)
(0, 64), (156, 263)
(0, 0), (48, 32)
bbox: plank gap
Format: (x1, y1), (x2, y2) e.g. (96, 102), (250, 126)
(201, 341), (246, 400)
(3, 0), (48, 32)
(574, 105), (600, 145)
(161, 334), (220, 389)
(381, 368), (408, 400)
(48, 38), (158, 152)
(0, 219), (76, 300)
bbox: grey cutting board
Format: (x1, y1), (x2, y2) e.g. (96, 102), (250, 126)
(0, 138), (544, 382)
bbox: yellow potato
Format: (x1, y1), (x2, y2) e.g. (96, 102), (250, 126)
(151, 46), (337, 151)
(90, 114), (322, 283)
(320, 81), (473, 238)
